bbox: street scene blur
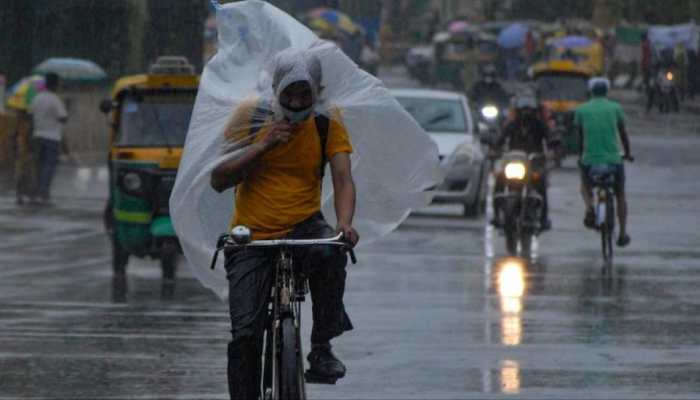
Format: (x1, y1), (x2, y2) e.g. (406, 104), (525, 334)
(2, 0), (700, 399)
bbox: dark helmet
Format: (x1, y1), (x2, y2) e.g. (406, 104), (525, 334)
(482, 64), (497, 82)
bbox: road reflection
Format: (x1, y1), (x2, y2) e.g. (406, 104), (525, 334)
(500, 359), (521, 394)
(497, 258), (526, 347)
(481, 256), (548, 394)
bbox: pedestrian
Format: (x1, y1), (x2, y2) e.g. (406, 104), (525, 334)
(12, 109), (36, 204)
(687, 48), (699, 99)
(640, 33), (652, 90)
(28, 73), (68, 205)
(673, 42), (688, 101)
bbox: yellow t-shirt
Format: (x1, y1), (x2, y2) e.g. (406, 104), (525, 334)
(225, 100), (353, 239)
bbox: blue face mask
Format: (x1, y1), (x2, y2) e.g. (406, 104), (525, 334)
(283, 106), (313, 123)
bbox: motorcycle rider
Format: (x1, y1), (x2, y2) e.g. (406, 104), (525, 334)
(491, 93), (552, 231)
(210, 50), (359, 399)
(574, 77), (633, 247)
(469, 64), (510, 113)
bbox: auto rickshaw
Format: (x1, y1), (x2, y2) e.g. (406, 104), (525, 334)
(100, 56), (198, 281)
(532, 60), (592, 155)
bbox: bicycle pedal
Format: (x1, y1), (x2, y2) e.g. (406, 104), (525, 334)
(304, 370), (338, 385)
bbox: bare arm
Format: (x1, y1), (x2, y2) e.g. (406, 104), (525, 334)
(329, 152), (359, 246)
(210, 122), (295, 192)
(210, 142), (269, 192)
(618, 121), (632, 158)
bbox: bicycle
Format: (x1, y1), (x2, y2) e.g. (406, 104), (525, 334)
(588, 157), (632, 267)
(210, 226), (357, 400)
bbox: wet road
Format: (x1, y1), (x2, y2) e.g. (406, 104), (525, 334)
(3, 81), (700, 398)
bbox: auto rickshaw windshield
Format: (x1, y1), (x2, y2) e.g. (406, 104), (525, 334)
(536, 75), (589, 102)
(117, 91), (195, 147)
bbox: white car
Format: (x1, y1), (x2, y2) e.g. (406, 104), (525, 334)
(392, 88), (488, 217)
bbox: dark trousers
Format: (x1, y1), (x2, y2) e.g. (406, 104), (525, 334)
(224, 213), (353, 400)
(34, 138), (60, 199)
(493, 173), (548, 224)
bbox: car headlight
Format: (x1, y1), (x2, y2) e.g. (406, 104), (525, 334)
(481, 105), (499, 120)
(504, 162), (526, 180)
(122, 172), (143, 192)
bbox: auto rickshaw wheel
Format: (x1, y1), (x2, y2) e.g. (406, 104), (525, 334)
(160, 240), (178, 282)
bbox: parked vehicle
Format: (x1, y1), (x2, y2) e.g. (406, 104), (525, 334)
(493, 151), (546, 255)
(100, 56), (198, 282)
(392, 89), (488, 217)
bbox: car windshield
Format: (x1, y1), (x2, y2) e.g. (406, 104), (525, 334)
(396, 97), (468, 133)
(117, 91), (195, 146)
(536, 75), (589, 102)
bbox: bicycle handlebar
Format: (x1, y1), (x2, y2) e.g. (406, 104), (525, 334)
(226, 232), (346, 248)
(210, 233), (357, 270)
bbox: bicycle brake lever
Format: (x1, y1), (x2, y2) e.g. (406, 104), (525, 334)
(210, 234), (229, 270)
(348, 248), (357, 265)
(209, 248), (220, 270)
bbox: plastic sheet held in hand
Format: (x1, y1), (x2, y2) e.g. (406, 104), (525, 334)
(170, 0), (441, 298)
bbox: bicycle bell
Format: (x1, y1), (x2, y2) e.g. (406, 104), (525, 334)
(231, 225), (252, 244)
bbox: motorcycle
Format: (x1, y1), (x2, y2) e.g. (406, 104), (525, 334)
(654, 69), (680, 113)
(493, 151), (546, 256)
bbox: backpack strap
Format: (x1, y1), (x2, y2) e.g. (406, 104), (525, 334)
(314, 114), (330, 180)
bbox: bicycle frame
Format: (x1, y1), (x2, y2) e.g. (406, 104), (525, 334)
(211, 231), (354, 400)
(589, 168), (617, 265)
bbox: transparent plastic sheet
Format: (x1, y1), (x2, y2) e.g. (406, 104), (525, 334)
(170, 0), (441, 298)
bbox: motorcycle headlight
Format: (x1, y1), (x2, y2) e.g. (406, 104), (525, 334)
(122, 172), (143, 192)
(481, 105), (499, 120)
(504, 162), (526, 180)
(666, 71), (674, 81)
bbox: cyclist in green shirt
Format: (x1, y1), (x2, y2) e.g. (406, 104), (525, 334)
(574, 78), (634, 247)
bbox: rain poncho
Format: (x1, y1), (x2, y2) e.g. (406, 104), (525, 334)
(170, 0), (440, 298)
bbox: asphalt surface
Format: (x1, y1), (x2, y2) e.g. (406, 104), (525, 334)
(2, 69), (700, 399)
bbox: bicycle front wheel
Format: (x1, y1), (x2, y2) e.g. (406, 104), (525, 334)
(279, 316), (305, 400)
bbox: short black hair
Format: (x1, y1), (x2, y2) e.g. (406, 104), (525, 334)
(45, 73), (60, 90)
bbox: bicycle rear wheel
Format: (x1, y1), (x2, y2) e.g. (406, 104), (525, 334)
(606, 195), (616, 263)
(600, 195), (616, 264)
(279, 316), (305, 400)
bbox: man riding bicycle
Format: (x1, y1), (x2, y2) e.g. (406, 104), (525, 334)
(575, 77), (633, 247)
(210, 50), (359, 399)
(492, 93), (553, 231)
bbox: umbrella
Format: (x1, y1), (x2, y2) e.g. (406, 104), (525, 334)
(5, 75), (46, 111)
(551, 35), (593, 49)
(497, 23), (529, 49)
(448, 20), (471, 34)
(307, 7), (358, 35)
(32, 57), (107, 83)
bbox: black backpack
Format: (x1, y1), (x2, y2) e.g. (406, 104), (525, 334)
(249, 100), (330, 180)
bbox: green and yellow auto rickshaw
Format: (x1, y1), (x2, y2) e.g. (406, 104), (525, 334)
(532, 59), (592, 156)
(100, 56), (198, 280)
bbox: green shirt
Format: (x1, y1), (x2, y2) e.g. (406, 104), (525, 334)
(574, 97), (624, 166)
